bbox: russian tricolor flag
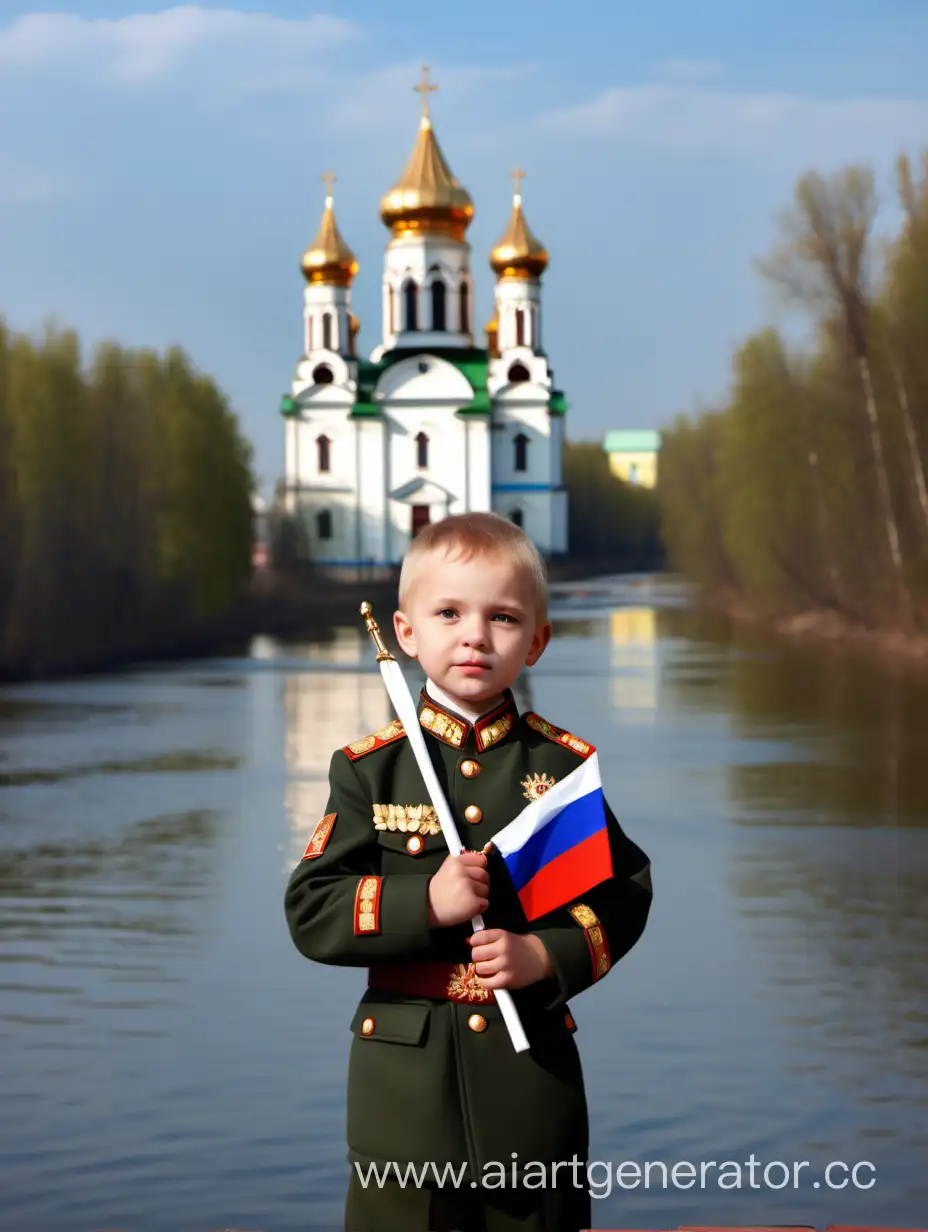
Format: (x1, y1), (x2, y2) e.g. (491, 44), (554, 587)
(491, 753), (613, 922)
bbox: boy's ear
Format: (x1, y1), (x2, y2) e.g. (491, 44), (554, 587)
(392, 609), (418, 658)
(524, 620), (552, 667)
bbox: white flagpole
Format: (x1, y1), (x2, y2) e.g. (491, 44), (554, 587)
(360, 602), (530, 1054)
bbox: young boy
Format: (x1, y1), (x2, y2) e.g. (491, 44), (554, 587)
(284, 512), (653, 1232)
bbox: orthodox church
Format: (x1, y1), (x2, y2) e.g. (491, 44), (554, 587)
(279, 67), (569, 574)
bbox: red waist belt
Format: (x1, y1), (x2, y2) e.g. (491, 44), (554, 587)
(367, 961), (497, 1005)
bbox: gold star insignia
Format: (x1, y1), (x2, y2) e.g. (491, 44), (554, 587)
(521, 771), (556, 802)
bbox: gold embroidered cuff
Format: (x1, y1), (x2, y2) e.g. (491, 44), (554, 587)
(354, 875), (382, 936)
(301, 813), (336, 860)
(569, 903), (611, 982)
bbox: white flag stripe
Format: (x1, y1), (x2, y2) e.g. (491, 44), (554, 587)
(491, 752), (603, 858)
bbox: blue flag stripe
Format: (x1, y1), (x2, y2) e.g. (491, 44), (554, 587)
(501, 789), (607, 892)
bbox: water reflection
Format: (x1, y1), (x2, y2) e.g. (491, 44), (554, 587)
(609, 607), (659, 718)
(656, 600), (928, 1214)
(1, 581), (927, 1228)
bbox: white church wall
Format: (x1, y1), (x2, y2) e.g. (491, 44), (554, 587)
(293, 357), (355, 399)
(494, 278), (542, 353)
(357, 419), (389, 564)
(374, 355), (473, 404)
(487, 350), (550, 396)
(462, 416), (491, 514)
(491, 404), (555, 488)
(382, 235), (473, 351)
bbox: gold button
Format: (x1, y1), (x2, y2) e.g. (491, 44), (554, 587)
(468, 1013), (487, 1033)
(460, 759), (481, 778)
(406, 835), (423, 855)
(361, 1017), (375, 1036)
(464, 805), (482, 824)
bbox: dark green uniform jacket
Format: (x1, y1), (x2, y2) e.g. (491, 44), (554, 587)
(284, 687), (653, 1182)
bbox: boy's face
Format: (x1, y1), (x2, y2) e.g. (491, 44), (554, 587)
(393, 548), (552, 713)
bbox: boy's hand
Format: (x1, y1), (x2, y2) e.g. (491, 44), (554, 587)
(427, 851), (490, 927)
(467, 929), (554, 990)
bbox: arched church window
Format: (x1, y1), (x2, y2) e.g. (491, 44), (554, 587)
(515, 307), (525, 348)
(510, 508), (524, 529)
(316, 434), (331, 473)
(317, 509), (332, 540)
(514, 432), (529, 473)
(416, 432), (429, 470)
(508, 362), (530, 383)
(459, 281), (470, 334)
(322, 312), (334, 351)
(313, 364), (334, 385)
(403, 280), (419, 332)
(431, 280), (447, 331)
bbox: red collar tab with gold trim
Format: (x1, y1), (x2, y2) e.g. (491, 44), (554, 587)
(417, 689), (519, 752)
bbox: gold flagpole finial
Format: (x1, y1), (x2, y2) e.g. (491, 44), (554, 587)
(360, 602), (395, 662)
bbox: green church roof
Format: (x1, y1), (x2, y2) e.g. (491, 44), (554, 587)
(279, 348), (570, 420)
(603, 429), (661, 452)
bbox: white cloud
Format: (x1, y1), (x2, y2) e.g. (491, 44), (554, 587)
(538, 82), (928, 165)
(0, 7), (358, 87)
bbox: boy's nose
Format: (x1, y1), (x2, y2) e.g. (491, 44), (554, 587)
(461, 621), (489, 648)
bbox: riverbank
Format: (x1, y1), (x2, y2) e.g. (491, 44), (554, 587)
(0, 557), (639, 685)
(696, 583), (928, 665)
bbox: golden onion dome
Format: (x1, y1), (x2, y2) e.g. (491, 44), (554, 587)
(301, 172), (358, 286)
(379, 66), (475, 242)
(489, 169), (548, 280)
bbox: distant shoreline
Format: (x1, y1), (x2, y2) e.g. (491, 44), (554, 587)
(695, 585), (928, 666)
(0, 558), (648, 686)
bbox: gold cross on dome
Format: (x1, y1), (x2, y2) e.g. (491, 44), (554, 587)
(321, 169), (336, 203)
(414, 64), (437, 119)
(509, 166), (526, 201)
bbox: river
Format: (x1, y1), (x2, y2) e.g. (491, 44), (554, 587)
(1, 575), (925, 1231)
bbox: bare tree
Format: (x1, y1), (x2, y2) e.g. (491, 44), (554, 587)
(755, 167), (913, 626)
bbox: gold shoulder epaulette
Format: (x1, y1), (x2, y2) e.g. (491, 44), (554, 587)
(343, 718), (406, 761)
(525, 712), (595, 759)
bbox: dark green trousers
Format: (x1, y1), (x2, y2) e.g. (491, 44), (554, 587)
(344, 1167), (592, 1231)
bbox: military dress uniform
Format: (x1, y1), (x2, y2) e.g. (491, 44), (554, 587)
(284, 687), (653, 1232)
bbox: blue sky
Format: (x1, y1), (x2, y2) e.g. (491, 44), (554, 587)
(2, 1), (927, 496)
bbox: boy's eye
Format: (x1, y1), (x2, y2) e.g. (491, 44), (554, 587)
(438, 608), (457, 619)
(492, 613), (517, 623)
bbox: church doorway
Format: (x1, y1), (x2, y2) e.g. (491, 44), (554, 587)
(411, 504), (431, 537)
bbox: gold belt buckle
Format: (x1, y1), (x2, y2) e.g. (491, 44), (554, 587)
(446, 963), (492, 1003)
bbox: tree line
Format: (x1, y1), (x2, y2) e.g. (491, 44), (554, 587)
(658, 151), (928, 632)
(563, 441), (663, 570)
(0, 320), (255, 678)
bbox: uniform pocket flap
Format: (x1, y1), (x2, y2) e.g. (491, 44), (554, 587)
(350, 999), (431, 1045)
(375, 827), (446, 857)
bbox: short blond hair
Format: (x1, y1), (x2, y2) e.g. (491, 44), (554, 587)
(398, 512), (549, 620)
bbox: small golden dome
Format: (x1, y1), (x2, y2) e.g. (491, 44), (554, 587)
(348, 312), (360, 354)
(484, 312), (499, 358)
(379, 66), (475, 242)
(301, 171), (358, 286)
(489, 169), (548, 281)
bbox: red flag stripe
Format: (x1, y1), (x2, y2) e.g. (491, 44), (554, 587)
(516, 826), (612, 921)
